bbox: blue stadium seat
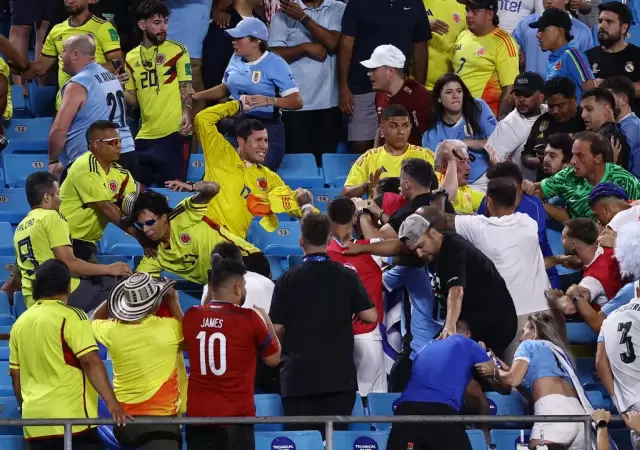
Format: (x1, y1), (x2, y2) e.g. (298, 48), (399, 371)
(322, 154), (359, 187)
(334, 431), (389, 450)
(586, 390), (605, 409)
(611, 429), (634, 450)
(0, 397), (22, 435)
(267, 255), (284, 280)
(349, 392), (369, 431)
(0, 435), (23, 449)
(178, 291), (200, 312)
(96, 255), (134, 268)
(2, 154), (47, 187)
(567, 322), (598, 345)
(13, 292), (26, 319)
(0, 292), (13, 326)
(486, 391), (526, 419)
(186, 154), (205, 181)
(0, 257), (16, 285)
(27, 84), (57, 118)
(248, 221), (302, 257)
(4, 118), (53, 151)
(627, 24), (640, 47)
(468, 150), (490, 184)
(278, 154), (323, 188)
(491, 429), (530, 450)
(10, 85), (30, 119)
(150, 188), (191, 208)
(99, 224), (142, 256)
(254, 394), (284, 431)
(0, 346), (7, 361)
(467, 429), (487, 450)
(0, 222), (13, 256)
(103, 359), (114, 385)
(311, 187), (341, 213)
(546, 227), (579, 276)
(255, 431), (324, 450)
(576, 357), (597, 385)
(0, 361), (11, 386)
(0, 188), (29, 224)
(287, 254), (303, 269)
(367, 392), (400, 431)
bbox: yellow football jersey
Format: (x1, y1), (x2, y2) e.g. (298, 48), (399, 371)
(136, 197), (260, 285)
(0, 59), (12, 120)
(344, 145), (436, 187)
(423, 0), (467, 90)
(42, 15), (121, 109)
(436, 172), (484, 214)
(194, 101), (286, 239)
(452, 27), (519, 116)
(60, 152), (136, 244)
(125, 40), (192, 140)
(13, 209), (80, 307)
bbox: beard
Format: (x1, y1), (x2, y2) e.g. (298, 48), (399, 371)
(65, 4), (86, 16)
(145, 30), (166, 46)
(598, 30), (620, 48)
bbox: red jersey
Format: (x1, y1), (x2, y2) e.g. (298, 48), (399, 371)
(327, 239), (383, 335)
(582, 246), (624, 307)
(182, 302), (279, 417)
(375, 79), (432, 146)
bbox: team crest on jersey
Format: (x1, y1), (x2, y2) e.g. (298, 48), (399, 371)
(453, 13), (461, 23)
(257, 177), (268, 191)
(476, 48), (485, 57)
(179, 233), (191, 244)
(252, 71), (262, 84)
(554, 60), (562, 71)
(626, 61), (635, 73)
(108, 180), (118, 192)
(539, 120), (549, 132)
(156, 53), (166, 65)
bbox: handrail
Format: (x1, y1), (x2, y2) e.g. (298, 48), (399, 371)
(0, 414), (627, 450)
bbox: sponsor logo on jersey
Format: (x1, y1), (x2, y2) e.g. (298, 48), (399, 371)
(257, 177), (268, 191)
(554, 60), (562, 71)
(453, 13), (461, 23)
(108, 180), (118, 192)
(180, 233), (191, 244)
(498, 0), (523, 12)
(252, 71), (262, 84)
(626, 61), (635, 73)
(456, 44), (462, 51)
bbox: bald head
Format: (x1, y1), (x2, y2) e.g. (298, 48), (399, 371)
(64, 34), (96, 57)
(61, 34), (97, 76)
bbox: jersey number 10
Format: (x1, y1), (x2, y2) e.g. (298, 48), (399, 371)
(196, 331), (227, 376)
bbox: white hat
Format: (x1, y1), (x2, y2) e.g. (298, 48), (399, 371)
(108, 273), (176, 322)
(360, 45), (406, 69)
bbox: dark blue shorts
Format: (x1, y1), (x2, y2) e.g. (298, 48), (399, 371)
(10, 0), (57, 25)
(135, 132), (192, 187)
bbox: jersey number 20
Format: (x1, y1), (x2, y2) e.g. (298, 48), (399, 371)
(196, 331), (227, 376)
(106, 92), (126, 128)
(618, 321), (636, 364)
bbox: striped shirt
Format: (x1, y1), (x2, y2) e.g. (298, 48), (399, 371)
(546, 42), (594, 102)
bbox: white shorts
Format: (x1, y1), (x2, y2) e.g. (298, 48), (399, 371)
(532, 394), (586, 449)
(354, 338), (387, 396)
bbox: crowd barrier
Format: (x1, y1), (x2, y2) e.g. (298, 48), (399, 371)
(0, 413), (623, 449)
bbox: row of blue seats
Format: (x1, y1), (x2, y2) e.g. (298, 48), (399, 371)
(10, 85), (57, 120)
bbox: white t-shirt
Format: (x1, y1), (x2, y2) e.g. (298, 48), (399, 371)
(455, 212), (550, 315)
(608, 205), (640, 232)
(497, 0), (544, 34)
(201, 271), (275, 310)
(599, 298), (640, 412)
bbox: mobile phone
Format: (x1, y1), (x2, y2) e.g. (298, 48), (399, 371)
(112, 59), (124, 75)
(534, 143), (546, 154)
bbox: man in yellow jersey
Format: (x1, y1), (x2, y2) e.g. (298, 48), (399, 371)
(434, 140), (485, 214)
(123, 0), (194, 188)
(342, 104), (457, 199)
(14, 172), (131, 310)
(60, 120), (150, 263)
(9, 260), (129, 449)
(452, 0), (519, 119)
(424, 0), (467, 90)
(19, 0), (124, 109)
(131, 183), (270, 280)
(0, 58), (12, 124)
(194, 99), (313, 240)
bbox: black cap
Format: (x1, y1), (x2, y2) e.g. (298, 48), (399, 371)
(598, 2), (633, 25)
(456, 0), (498, 11)
(513, 72), (545, 95)
(529, 8), (572, 31)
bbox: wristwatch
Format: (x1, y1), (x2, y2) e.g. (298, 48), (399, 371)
(596, 419), (608, 429)
(433, 188), (449, 200)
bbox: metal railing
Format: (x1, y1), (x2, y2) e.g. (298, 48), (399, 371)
(0, 414), (627, 450)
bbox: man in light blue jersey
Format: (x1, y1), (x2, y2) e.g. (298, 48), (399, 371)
(47, 34), (138, 181)
(513, 0), (593, 80)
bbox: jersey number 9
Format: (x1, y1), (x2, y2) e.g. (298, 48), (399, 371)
(196, 331), (227, 376)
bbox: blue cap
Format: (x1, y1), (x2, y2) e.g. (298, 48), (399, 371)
(225, 18), (269, 41)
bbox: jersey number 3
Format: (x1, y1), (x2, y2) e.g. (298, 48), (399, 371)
(196, 331), (227, 376)
(618, 321), (636, 364)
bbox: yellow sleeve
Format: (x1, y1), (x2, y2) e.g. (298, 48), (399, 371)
(195, 101), (242, 172)
(97, 22), (122, 55)
(75, 172), (113, 205)
(42, 28), (58, 58)
(181, 197), (208, 222)
(124, 52), (136, 91)
(65, 311), (99, 358)
(136, 256), (163, 277)
(344, 152), (371, 187)
(266, 170), (286, 192)
(177, 48), (192, 82)
(44, 211), (72, 250)
(470, 189), (485, 213)
(9, 324), (18, 370)
(91, 319), (112, 347)
(495, 37), (519, 88)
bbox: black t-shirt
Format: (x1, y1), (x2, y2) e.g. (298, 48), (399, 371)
(586, 44), (640, 115)
(388, 193), (455, 233)
(269, 254), (374, 398)
(433, 233), (517, 355)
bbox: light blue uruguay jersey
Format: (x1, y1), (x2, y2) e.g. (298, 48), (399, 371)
(223, 51), (299, 120)
(63, 62), (135, 162)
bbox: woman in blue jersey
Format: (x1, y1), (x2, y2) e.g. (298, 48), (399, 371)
(476, 312), (587, 450)
(193, 17), (303, 171)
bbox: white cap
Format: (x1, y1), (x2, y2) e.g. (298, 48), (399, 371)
(360, 45), (406, 69)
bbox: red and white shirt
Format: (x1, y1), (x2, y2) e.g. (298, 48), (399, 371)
(182, 302), (279, 417)
(580, 246), (624, 308)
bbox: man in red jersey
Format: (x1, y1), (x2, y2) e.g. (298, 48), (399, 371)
(327, 197), (386, 395)
(182, 253), (281, 450)
(361, 45), (432, 147)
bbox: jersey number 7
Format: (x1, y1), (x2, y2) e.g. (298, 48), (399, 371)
(196, 331), (228, 376)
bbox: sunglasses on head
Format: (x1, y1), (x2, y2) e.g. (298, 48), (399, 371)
(135, 218), (157, 229)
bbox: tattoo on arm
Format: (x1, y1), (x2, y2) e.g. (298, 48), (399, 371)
(179, 81), (194, 109)
(192, 181), (221, 204)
